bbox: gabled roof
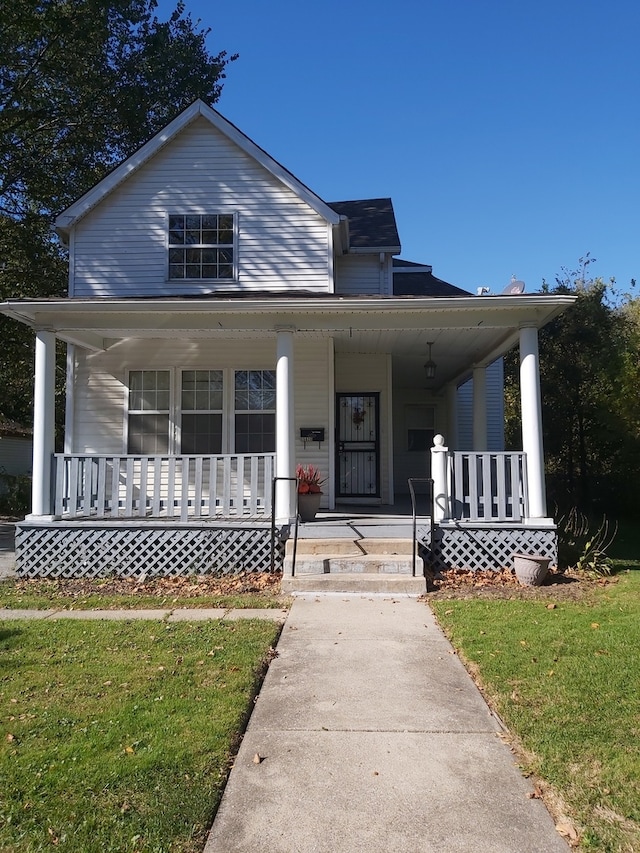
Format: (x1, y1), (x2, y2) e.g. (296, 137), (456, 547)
(393, 259), (470, 297)
(55, 100), (341, 239)
(328, 199), (401, 253)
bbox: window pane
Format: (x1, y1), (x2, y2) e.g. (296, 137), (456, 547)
(235, 390), (249, 410)
(185, 215), (200, 231)
(235, 413), (275, 453)
(235, 371), (248, 390)
(202, 214), (218, 230)
(219, 214), (234, 230)
(128, 414), (170, 454)
(157, 371), (170, 390)
(156, 391), (170, 410)
(219, 230), (233, 245)
(219, 264), (233, 278)
(181, 414), (222, 454)
(186, 264), (200, 278)
(262, 371), (276, 389)
(262, 389), (276, 409)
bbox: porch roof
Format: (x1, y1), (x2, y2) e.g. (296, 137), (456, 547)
(1, 292), (576, 389)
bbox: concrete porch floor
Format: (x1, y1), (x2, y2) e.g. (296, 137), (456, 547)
(294, 499), (431, 541)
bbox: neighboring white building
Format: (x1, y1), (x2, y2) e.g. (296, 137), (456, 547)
(1, 100), (574, 578)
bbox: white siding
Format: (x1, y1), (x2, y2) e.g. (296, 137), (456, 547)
(334, 253), (383, 295)
(293, 339), (331, 507)
(71, 117), (332, 297)
(71, 337), (332, 469)
(456, 359), (504, 451)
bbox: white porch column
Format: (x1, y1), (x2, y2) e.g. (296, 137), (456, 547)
(275, 326), (296, 522)
(519, 325), (547, 518)
(29, 330), (56, 518)
(472, 365), (487, 450)
(431, 434), (449, 522)
(445, 383), (458, 449)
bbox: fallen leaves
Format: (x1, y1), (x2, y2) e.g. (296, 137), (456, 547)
(9, 572), (283, 603)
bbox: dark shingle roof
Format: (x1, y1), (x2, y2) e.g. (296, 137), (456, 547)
(328, 198), (401, 251)
(393, 260), (471, 297)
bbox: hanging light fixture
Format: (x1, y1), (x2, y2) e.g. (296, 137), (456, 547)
(423, 341), (437, 382)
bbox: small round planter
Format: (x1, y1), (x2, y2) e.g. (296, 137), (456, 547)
(297, 492), (322, 522)
(513, 553), (551, 586)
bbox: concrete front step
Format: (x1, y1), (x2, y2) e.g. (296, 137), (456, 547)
(286, 538), (416, 557)
(281, 572), (426, 595)
(292, 555), (415, 575)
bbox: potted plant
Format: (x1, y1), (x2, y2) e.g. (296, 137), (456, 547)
(512, 552), (551, 586)
(296, 464), (325, 521)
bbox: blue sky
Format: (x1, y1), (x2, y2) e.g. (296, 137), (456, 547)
(159, 0), (639, 296)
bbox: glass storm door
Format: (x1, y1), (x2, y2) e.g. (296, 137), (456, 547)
(336, 393), (380, 498)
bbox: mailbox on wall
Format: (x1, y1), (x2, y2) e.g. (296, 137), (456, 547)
(300, 427), (325, 446)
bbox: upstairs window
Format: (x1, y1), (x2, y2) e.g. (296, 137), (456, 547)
(168, 214), (235, 280)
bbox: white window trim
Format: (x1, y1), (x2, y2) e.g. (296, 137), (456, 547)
(124, 368), (175, 455)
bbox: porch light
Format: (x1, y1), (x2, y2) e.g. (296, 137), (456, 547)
(423, 342), (437, 381)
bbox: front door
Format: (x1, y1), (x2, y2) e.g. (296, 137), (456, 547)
(336, 393), (380, 499)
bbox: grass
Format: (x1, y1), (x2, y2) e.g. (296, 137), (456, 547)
(0, 617), (281, 852)
(0, 576), (287, 611)
(430, 569), (640, 853)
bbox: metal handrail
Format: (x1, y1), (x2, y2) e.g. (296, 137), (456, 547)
(270, 477), (300, 575)
(408, 478), (434, 576)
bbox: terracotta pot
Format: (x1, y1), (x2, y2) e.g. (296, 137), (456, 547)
(298, 492), (322, 522)
(513, 553), (551, 586)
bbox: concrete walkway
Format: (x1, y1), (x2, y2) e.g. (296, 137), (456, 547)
(205, 595), (568, 853)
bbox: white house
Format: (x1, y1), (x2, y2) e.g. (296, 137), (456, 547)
(0, 100), (575, 584)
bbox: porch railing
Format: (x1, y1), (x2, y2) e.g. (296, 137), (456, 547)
(53, 453), (275, 520)
(448, 451), (528, 522)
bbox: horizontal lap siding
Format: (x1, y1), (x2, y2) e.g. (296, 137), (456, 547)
(294, 340), (331, 506)
(72, 117), (331, 297)
(72, 338), (331, 465)
(456, 359), (504, 451)
(335, 253), (382, 294)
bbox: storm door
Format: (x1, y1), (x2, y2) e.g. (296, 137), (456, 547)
(336, 393), (380, 499)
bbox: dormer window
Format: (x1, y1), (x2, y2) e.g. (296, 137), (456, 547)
(168, 214), (235, 280)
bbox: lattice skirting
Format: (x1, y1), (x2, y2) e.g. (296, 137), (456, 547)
(421, 524), (557, 573)
(15, 522), (283, 579)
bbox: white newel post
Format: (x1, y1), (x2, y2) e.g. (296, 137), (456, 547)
(275, 326), (296, 523)
(472, 365), (487, 450)
(431, 434), (449, 522)
(29, 330), (56, 518)
(519, 325), (547, 519)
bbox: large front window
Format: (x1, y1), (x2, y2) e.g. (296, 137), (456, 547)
(168, 214), (235, 280)
(126, 369), (275, 454)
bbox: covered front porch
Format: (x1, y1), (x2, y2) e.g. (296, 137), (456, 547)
(3, 292), (573, 579)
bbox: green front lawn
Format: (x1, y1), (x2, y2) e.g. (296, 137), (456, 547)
(431, 570), (640, 852)
(0, 618), (281, 852)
